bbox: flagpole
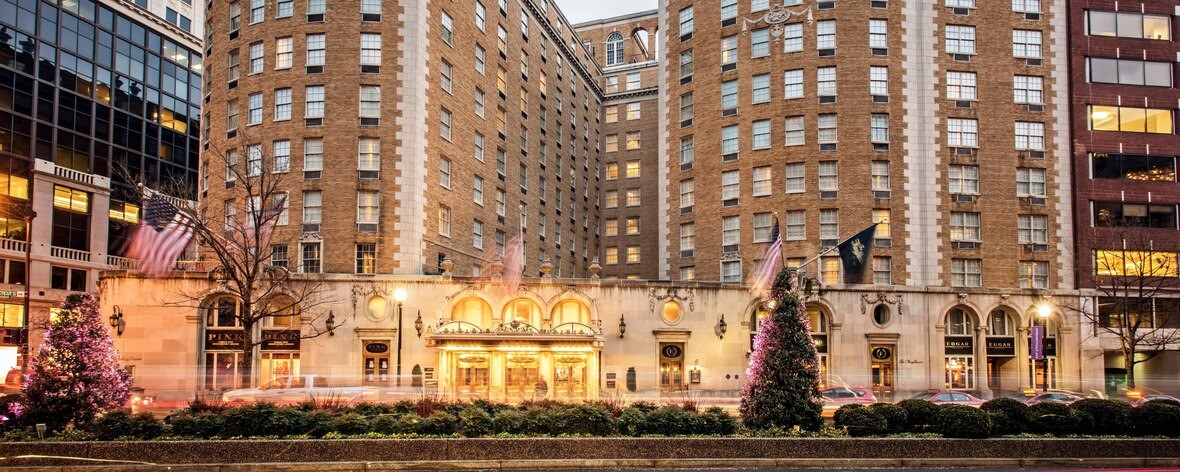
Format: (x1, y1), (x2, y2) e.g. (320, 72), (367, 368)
(774, 211), (785, 269)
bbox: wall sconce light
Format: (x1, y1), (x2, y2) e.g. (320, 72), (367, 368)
(108, 305), (125, 336)
(414, 310), (424, 337)
(618, 314), (627, 338)
(718, 314), (728, 339)
(325, 311), (336, 336)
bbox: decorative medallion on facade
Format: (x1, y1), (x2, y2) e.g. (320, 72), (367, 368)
(741, 2), (814, 40)
(648, 286), (695, 312)
(860, 292), (904, 316)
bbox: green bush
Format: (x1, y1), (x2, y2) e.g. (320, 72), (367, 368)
(981, 398), (1030, 435)
(896, 399), (939, 431)
(628, 401), (659, 413)
(518, 407), (555, 435)
(935, 405), (991, 439)
(700, 406), (738, 436)
(832, 404), (865, 428)
(553, 403), (615, 436)
(348, 402), (399, 417)
(491, 409), (525, 435)
(644, 405), (705, 436)
(1142, 398), (1180, 408)
(458, 404), (494, 437)
(1131, 402), (1180, 437)
(368, 413), (401, 435)
(839, 407), (887, 437)
(1029, 402), (1079, 436)
(1070, 399), (1132, 436)
(867, 404), (908, 432)
(417, 411), (458, 436)
(167, 412), (225, 438)
(396, 413), (423, 434)
(617, 407), (646, 436)
(89, 409), (165, 440)
(329, 412), (371, 436)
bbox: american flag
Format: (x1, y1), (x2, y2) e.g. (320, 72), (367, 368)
(502, 220), (525, 293)
(747, 214), (782, 296)
(126, 194), (196, 277)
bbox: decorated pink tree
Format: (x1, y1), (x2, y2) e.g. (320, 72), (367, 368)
(740, 268), (823, 430)
(21, 293), (132, 430)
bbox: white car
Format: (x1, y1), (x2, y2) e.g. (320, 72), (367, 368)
(221, 375), (378, 404)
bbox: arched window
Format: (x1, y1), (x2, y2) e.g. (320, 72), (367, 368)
(807, 305), (828, 334)
(988, 309), (1012, 336)
(266, 295), (299, 328)
(206, 296), (241, 328)
(452, 297), (493, 328)
(946, 308), (974, 335)
(503, 298), (542, 327)
(606, 32), (624, 66)
(551, 300), (590, 326)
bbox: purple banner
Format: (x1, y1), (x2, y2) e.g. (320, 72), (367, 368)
(1029, 325), (1045, 360)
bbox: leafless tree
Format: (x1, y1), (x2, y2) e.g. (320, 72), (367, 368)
(151, 131), (338, 389)
(1074, 224), (1180, 391)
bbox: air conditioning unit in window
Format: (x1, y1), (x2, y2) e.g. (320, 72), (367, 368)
(680, 162), (693, 171)
(954, 241), (979, 250)
(357, 223), (377, 233)
(1023, 243), (1049, 253)
(1026, 104), (1044, 113)
(1020, 150), (1045, 159)
(302, 224), (320, 233)
(721, 17), (736, 27)
(722, 153), (738, 162)
(871, 0), (887, 7)
(873, 95), (889, 103)
(953, 53), (972, 62)
(680, 205), (693, 214)
(306, 65), (323, 74)
(722, 108), (738, 117)
(680, 250), (694, 258)
(723, 198), (739, 207)
(874, 190), (891, 200)
(721, 63), (737, 72)
(819, 95), (837, 104)
(955, 147), (976, 156)
(952, 7), (970, 15)
(1025, 12), (1041, 21)
(307, 13), (324, 22)
(953, 193), (976, 203)
(956, 100), (973, 109)
(361, 65), (380, 74)
(1022, 196), (1047, 206)
(1026, 58), (1042, 66)
(820, 191), (838, 199)
(362, 13), (380, 21)
(875, 238), (893, 248)
(722, 245), (740, 254)
(818, 48), (835, 57)
(358, 170), (379, 180)
(818, 1), (835, 9)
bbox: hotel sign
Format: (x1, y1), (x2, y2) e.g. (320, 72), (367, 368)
(985, 337), (1016, 357)
(261, 329), (300, 351)
(943, 336), (974, 355)
(204, 330), (246, 351)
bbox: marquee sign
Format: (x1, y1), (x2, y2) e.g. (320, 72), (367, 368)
(985, 337), (1016, 357)
(261, 329), (300, 351)
(204, 330), (245, 351)
(943, 336), (974, 355)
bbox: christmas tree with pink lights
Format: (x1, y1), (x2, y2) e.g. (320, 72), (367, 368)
(740, 268), (823, 430)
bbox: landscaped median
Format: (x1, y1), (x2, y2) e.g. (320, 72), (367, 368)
(1, 437), (1179, 470)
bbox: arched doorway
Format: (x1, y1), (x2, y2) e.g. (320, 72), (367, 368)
(985, 308), (1017, 395)
(943, 307), (978, 390)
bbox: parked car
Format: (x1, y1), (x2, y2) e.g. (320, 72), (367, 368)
(1131, 394), (1180, 407)
(910, 391), (985, 406)
(221, 375), (378, 404)
(821, 387), (877, 405)
(1023, 391), (1084, 406)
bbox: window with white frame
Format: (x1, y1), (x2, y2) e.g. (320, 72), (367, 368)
(752, 74), (770, 103)
(1015, 121), (1044, 150)
(946, 25), (976, 54)
(250, 0), (264, 23)
(1016, 167), (1046, 196)
(357, 191), (379, 231)
(871, 114), (889, 143)
(680, 93), (694, 122)
(473, 220), (484, 249)
(752, 120), (771, 149)
(626, 217), (640, 235)
(358, 138), (380, 174)
(751, 28), (770, 57)
(861, 68), (885, 102)
(302, 191), (322, 226)
(359, 85), (380, 120)
(473, 176), (484, 204)
(679, 179), (694, 209)
(275, 37), (293, 69)
(441, 12), (454, 45)
(722, 80), (741, 112)
(680, 136), (694, 166)
(306, 34), (325, 67)
(626, 102), (641, 120)
(246, 144), (262, 176)
(440, 61), (453, 93)
(721, 35), (738, 66)
(1013, 75), (1043, 104)
(752, 0), (769, 11)
(785, 116), (804, 146)
(721, 0), (737, 20)
(946, 71), (977, 100)
(872, 161), (890, 191)
(605, 219), (618, 236)
(753, 212), (774, 242)
(818, 114), (838, 144)
(722, 170), (740, 201)
(626, 132), (640, 150)
(495, 188), (506, 217)
(784, 69), (804, 99)
(680, 223), (695, 252)
(303, 138), (322, 176)
(722, 215), (740, 246)
(438, 157), (452, 188)
(950, 212), (981, 241)
(626, 72), (641, 90)
(473, 133), (485, 161)
(869, 19), (888, 50)
(679, 49), (694, 79)
(873, 256), (892, 284)
(817, 20), (836, 50)
(819, 161), (838, 192)
(437, 205), (451, 236)
(719, 125), (740, 159)
(785, 162), (805, 193)
(1012, 29), (1042, 58)
(753, 166), (772, 196)
(272, 140), (290, 173)
(247, 93), (262, 125)
(1012, 0), (1039, 12)
(605, 106), (618, 123)
(475, 2), (486, 30)
(475, 45), (486, 74)
(361, 33), (381, 68)
(952, 259), (982, 287)
(947, 118), (978, 147)
(783, 22), (803, 52)
(305, 86), (325, 118)
(819, 209), (839, 241)
(946, 0), (974, 7)
(440, 108), (452, 140)
(249, 42), (263, 74)
(873, 209), (891, 240)
(785, 210), (805, 240)
(679, 6), (694, 38)
(817, 67), (837, 97)
(949, 164), (979, 194)
(274, 88), (291, 121)
(474, 89), (485, 117)
(605, 32), (624, 66)
(1020, 261), (1049, 289)
(1018, 214), (1048, 244)
(721, 260), (742, 282)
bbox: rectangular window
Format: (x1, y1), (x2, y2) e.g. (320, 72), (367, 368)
(1095, 250), (1179, 277)
(228, 50), (240, 82)
(952, 259), (982, 287)
(751, 28), (770, 57)
(785, 116), (805, 146)
(1016, 167), (1046, 197)
(753, 166), (772, 196)
(246, 144), (263, 176)
(475, 2), (486, 30)
(680, 93), (694, 122)
(1014, 75), (1044, 104)
(784, 69), (803, 99)
(626, 161), (641, 178)
(1088, 105), (1174, 134)
(440, 109), (452, 140)
(679, 50), (694, 79)
(473, 176), (484, 204)
(303, 138), (323, 177)
(872, 257), (892, 285)
(818, 161), (838, 192)
(306, 34), (325, 66)
(272, 140), (290, 172)
(605, 135), (618, 152)
(356, 244), (376, 274)
(250, 0), (264, 23)
(247, 93), (262, 125)
(680, 223), (695, 252)
(275, 37), (293, 69)
(946, 71), (977, 100)
(722, 170), (740, 201)
(720, 35), (738, 67)
(722, 125), (739, 156)
(946, 25), (976, 54)
(679, 179), (694, 209)
(950, 212), (981, 241)
(1013, 0), (1040, 13)
(753, 212), (774, 242)
(305, 86), (325, 118)
(722, 260), (742, 282)
(947, 118), (978, 147)
(1088, 58), (1173, 87)
(1020, 261), (1049, 289)
(722, 215), (740, 246)
(1018, 214), (1048, 244)
(870, 66), (888, 97)
(626, 73), (641, 90)
(817, 67), (837, 97)
(819, 209), (839, 241)
(626, 216), (641, 235)
(303, 190), (322, 224)
(438, 205), (451, 236)
(438, 157), (452, 188)
(721, 80), (738, 111)
(783, 22), (803, 52)
(274, 88), (292, 121)
(1012, 29), (1042, 58)
(361, 33), (382, 69)
(249, 42), (264, 74)
(358, 138), (380, 174)
(1015, 121), (1044, 150)
(949, 164), (980, 194)
(1090, 153), (1177, 182)
(1094, 202), (1177, 229)
(300, 242), (321, 273)
(721, 0), (737, 20)
(871, 114), (889, 143)
(1086, 11), (1169, 40)
(752, 120), (771, 149)
(626, 132), (641, 150)
(357, 191), (379, 227)
(441, 12), (454, 45)
(751, 74), (771, 103)
(785, 210), (805, 240)
(785, 162), (805, 193)
(816, 20), (836, 51)
(679, 6), (694, 38)
(872, 161), (890, 192)
(818, 114), (838, 144)
(873, 209), (891, 240)
(359, 85), (381, 120)
(605, 219), (619, 236)
(680, 136), (694, 166)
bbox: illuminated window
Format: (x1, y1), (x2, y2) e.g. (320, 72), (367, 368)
(1089, 105), (1173, 134)
(52, 185), (89, 212)
(109, 201), (140, 224)
(1095, 250), (1179, 277)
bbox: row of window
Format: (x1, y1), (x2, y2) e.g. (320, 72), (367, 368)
(688, 255), (1047, 288)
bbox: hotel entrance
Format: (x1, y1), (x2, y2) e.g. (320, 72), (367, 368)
(658, 343), (684, 391)
(870, 345), (895, 401)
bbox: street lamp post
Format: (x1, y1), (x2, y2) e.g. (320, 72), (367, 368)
(394, 288), (407, 387)
(1037, 302), (1052, 392)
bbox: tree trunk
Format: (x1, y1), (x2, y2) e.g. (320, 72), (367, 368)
(240, 325), (254, 388)
(1123, 346), (1136, 391)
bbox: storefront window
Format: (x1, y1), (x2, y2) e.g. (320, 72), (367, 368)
(0, 303), (24, 328)
(945, 356), (974, 389)
(946, 308), (973, 335)
(456, 353), (489, 393)
(261, 352), (299, 380)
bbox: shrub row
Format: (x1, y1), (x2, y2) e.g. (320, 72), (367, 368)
(834, 398), (1180, 438)
(57, 399), (739, 440)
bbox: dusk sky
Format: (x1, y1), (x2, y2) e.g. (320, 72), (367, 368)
(553, 0), (657, 24)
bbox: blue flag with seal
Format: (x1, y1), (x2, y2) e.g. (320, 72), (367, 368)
(837, 223), (877, 284)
